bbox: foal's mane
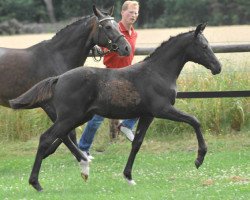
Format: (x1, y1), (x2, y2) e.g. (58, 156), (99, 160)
(143, 30), (194, 62)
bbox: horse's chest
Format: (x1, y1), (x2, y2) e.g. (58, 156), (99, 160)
(98, 80), (141, 107)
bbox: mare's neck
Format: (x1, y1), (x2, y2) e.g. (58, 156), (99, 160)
(47, 16), (96, 69)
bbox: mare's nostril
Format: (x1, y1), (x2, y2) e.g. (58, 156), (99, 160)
(125, 46), (129, 52)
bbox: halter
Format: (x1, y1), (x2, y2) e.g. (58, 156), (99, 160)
(98, 17), (114, 23)
(93, 16), (125, 61)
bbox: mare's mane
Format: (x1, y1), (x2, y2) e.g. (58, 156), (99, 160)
(51, 7), (112, 41)
(143, 30), (194, 62)
(51, 15), (93, 41)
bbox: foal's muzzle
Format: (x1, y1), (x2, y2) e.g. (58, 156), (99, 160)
(211, 63), (222, 75)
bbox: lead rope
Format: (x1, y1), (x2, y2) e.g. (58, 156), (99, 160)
(92, 46), (111, 62)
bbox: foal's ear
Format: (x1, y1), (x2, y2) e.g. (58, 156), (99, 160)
(108, 5), (114, 16)
(194, 22), (207, 37)
(93, 5), (102, 18)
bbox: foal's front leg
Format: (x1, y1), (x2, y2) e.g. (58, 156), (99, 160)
(156, 106), (207, 168)
(123, 116), (153, 185)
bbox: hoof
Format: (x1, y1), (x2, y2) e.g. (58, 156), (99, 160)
(79, 160), (90, 181)
(81, 172), (88, 181)
(30, 182), (43, 192)
(195, 159), (202, 169)
(124, 176), (136, 185)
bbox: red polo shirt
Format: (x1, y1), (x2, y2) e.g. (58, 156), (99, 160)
(103, 21), (137, 69)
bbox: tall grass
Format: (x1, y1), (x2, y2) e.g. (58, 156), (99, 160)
(0, 108), (51, 141)
(0, 58), (249, 141)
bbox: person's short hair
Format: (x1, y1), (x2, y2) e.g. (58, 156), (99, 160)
(122, 1), (139, 11)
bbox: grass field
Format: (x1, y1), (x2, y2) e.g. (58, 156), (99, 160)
(0, 133), (249, 199)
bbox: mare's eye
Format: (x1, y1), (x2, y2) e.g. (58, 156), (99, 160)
(105, 26), (111, 30)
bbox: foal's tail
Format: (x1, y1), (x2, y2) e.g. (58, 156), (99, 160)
(9, 77), (59, 109)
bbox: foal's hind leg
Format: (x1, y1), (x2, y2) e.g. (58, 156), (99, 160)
(43, 130), (77, 159)
(157, 106), (207, 168)
(29, 123), (61, 191)
(61, 134), (90, 180)
(123, 116), (153, 185)
(41, 103), (77, 159)
(29, 119), (85, 191)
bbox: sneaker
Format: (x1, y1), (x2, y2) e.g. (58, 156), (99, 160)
(119, 125), (134, 142)
(81, 151), (94, 161)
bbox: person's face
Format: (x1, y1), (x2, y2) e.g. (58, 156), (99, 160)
(121, 4), (139, 25)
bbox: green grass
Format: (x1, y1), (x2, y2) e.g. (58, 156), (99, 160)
(0, 133), (249, 200)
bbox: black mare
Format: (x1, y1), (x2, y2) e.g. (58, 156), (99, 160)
(1, 5), (131, 190)
(10, 23), (222, 190)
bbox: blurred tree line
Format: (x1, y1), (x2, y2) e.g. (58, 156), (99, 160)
(0, 0), (249, 27)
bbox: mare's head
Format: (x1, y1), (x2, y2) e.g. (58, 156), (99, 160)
(185, 23), (221, 75)
(92, 5), (131, 56)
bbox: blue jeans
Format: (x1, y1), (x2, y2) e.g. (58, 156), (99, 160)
(78, 115), (138, 152)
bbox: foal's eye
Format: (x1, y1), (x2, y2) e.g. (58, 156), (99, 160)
(105, 26), (111, 30)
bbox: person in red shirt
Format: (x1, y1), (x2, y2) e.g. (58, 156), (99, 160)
(78, 1), (139, 160)
(104, 20), (137, 68)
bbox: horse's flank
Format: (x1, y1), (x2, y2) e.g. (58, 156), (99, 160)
(98, 79), (141, 107)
